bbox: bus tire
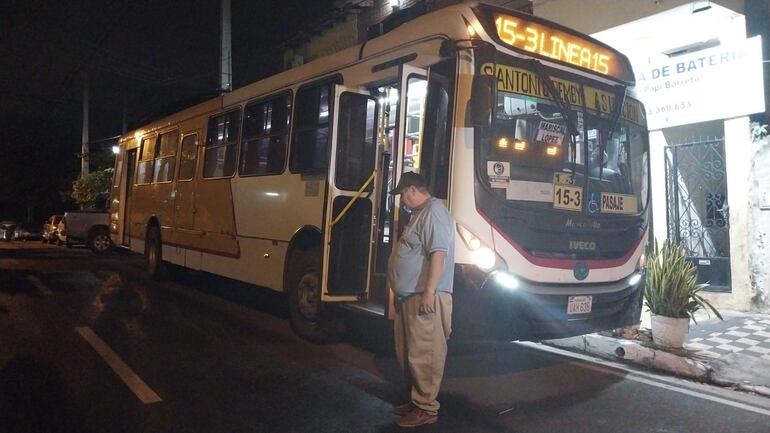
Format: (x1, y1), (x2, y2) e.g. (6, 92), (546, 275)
(145, 226), (166, 281)
(88, 227), (113, 254)
(286, 249), (344, 344)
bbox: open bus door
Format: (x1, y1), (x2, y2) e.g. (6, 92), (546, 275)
(384, 65), (430, 317)
(321, 86), (379, 303)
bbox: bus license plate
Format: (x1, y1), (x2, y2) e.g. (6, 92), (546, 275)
(567, 296), (592, 315)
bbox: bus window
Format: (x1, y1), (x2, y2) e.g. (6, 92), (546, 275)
(136, 136), (156, 185)
(290, 83), (332, 173)
(203, 110), (240, 178)
(240, 93), (291, 176)
(419, 59), (455, 199)
(335, 92), (377, 190)
(154, 130), (178, 183)
(402, 76), (426, 174)
(177, 133), (198, 181)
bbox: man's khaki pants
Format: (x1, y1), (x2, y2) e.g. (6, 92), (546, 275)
(394, 292), (452, 416)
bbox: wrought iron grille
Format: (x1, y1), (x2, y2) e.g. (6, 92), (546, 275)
(664, 137), (731, 291)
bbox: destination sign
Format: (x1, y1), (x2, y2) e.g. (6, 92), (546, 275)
(474, 5), (634, 84)
(480, 64), (646, 126)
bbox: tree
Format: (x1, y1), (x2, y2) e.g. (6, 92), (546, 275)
(71, 168), (114, 209)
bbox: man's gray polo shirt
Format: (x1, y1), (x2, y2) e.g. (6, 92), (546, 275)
(388, 197), (455, 298)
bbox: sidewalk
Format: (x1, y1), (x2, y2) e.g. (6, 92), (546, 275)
(545, 309), (770, 397)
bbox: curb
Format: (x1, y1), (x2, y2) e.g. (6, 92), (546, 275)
(545, 334), (709, 380)
(545, 334), (770, 398)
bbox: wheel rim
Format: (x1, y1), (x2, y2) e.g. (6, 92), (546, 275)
(148, 237), (158, 269)
(296, 273), (320, 320)
(94, 234), (110, 252)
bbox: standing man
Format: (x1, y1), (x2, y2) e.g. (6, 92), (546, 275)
(388, 171), (455, 428)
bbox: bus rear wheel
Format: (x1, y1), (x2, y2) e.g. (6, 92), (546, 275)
(287, 249), (343, 344)
(145, 226), (166, 281)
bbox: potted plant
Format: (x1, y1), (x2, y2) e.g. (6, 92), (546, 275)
(644, 240), (722, 348)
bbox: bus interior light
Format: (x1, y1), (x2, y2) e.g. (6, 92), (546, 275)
(494, 271), (520, 291)
(467, 24), (477, 37)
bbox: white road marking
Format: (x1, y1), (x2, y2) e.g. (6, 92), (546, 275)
(517, 341), (770, 417)
(27, 275), (53, 296)
(76, 326), (162, 404)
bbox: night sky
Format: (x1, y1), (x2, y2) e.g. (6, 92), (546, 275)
(0, 0), (334, 221)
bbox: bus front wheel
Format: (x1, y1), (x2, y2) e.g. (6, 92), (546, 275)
(287, 249), (343, 344)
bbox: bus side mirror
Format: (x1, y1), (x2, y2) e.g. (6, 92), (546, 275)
(470, 74), (496, 127)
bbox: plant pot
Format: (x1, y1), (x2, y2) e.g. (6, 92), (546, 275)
(650, 314), (689, 348)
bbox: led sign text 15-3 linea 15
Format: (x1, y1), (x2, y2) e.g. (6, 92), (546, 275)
(494, 14), (617, 79)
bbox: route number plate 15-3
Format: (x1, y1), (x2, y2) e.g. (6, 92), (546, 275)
(567, 295), (592, 315)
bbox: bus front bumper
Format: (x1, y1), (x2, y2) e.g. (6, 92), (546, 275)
(451, 265), (645, 342)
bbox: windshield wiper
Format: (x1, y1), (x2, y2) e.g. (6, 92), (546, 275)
(527, 60), (579, 176)
(596, 85), (627, 181)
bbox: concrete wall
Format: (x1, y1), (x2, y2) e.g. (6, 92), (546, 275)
(749, 128), (770, 311)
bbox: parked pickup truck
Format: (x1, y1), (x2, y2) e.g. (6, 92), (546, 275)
(62, 210), (113, 254)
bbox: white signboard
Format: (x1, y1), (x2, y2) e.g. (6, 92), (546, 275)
(633, 36), (765, 130)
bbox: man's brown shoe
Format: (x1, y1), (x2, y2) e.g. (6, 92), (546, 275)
(393, 403), (412, 416)
(396, 408), (437, 428)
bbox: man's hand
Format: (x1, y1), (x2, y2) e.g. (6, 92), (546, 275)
(419, 290), (435, 314)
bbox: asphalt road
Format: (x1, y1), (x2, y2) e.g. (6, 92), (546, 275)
(1, 240), (769, 433)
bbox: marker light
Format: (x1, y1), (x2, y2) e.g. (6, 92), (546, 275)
(546, 146), (559, 156)
(468, 237), (481, 250)
(497, 137), (509, 149)
(513, 140), (527, 151)
(638, 252), (647, 269)
(628, 273), (642, 286)
(494, 271), (520, 291)
(472, 247), (496, 271)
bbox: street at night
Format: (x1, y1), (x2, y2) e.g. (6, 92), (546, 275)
(2, 241), (769, 433)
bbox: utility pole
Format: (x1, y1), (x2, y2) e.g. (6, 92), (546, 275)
(81, 70), (90, 178)
(220, 0), (232, 92)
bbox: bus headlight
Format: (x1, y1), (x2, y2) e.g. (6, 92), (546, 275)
(628, 272), (643, 286)
(472, 247), (496, 271)
(494, 271), (519, 291)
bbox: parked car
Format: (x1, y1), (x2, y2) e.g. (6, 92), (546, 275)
(42, 215), (63, 244)
(13, 223), (42, 241)
(62, 210), (112, 254)
(0, 221), (17, 241)
(55, 218), (67, 246)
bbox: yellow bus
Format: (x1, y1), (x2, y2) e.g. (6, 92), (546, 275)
(110, 3), (650, 342)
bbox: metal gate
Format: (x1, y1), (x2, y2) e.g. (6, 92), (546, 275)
(664, 138), (731, 292)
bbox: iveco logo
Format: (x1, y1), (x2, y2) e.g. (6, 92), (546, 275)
(569, 241), (596, 251)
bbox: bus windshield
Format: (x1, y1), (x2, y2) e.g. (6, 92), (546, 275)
(480, 90), (649, 216)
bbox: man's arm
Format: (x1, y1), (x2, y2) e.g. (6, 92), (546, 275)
(420, 250), (446, 314)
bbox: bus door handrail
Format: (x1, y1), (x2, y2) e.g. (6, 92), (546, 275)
(330, 171), (376, 227)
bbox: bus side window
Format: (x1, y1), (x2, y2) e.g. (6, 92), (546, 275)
(154, 130), (178, 183)
(203, 110), (240, 178)
(241, 92), (291, 176)
(177, 133), (198, 181)
(335, 92), (377, 190)
(137, 136), (156, 185)
(290, 83), (332, 173)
